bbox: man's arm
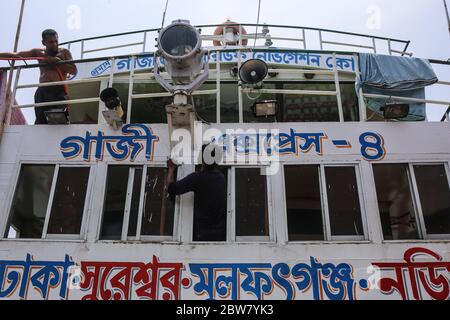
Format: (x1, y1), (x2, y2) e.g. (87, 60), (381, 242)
(0, 49), (41, 59)
(59, 49), (77, 75)
(166, 159), (199, 196)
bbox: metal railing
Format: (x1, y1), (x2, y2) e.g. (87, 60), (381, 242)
(2, 49), (449, 126)
(59, 23), (412, 59)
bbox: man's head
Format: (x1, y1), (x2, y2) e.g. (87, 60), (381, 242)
(42, 29), (59, 55)
(201, 143), (222, 171)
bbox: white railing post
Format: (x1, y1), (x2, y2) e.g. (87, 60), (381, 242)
(237, 50), (244, 123)
(333, 53), (344, 122)
(216, 50), (221, 124)
(319, 30), (324, 50)
(81, 40), (85, 59)
(127, 56), (136, 124)
(354, 53), (367, 122)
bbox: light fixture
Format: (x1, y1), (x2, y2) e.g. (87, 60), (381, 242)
(253, 100), (278, 117)
(100, 87), (124, 129)
(381, 103), (410, 119)
(239, 59), (268, 88)
(45, 109), (69, 124)
(154, 20), (209, 94)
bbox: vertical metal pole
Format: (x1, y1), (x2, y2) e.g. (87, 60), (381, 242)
(372, 38), (377, 54)
(81, 40), (85, 59)
(444, 0), (450, 35)
(109, 58), (115, 87)
(302, 28), (307, 49)
(333, 53), (344, 123)
(319, 30), (324, 50)
(237, 50), (244, 123)
(142, 32), (147, 52)
(216, 51), (221, 123)
(127, 56), (136, 124)
(355, 53), (367, 122)
(0, 0), (25, 142)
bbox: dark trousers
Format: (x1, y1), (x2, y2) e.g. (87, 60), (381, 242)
(34, 86), (68, 124)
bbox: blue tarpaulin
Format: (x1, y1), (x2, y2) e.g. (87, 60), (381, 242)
(357, 53), (438, 121)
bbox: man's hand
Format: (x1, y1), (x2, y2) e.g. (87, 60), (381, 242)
(165, 159), (178, 191)
(44, 56), (62, 64)
(167, 159), (178, 171)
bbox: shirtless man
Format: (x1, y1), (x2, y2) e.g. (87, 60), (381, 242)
(0, 29), (77, 124)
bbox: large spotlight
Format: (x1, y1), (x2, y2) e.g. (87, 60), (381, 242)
(155, 20), (209, 94)
(239, 59), (268, 87)
(100, 87), (124, 129)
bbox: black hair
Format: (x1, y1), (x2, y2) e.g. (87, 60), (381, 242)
(42, 29), (58, 41)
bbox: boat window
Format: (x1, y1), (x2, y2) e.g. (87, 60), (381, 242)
(373, 164), (420, 240)
(325, 167), (364, 236)
(413, 165), (450, 235)
(68, 82), (101, 124)
(47, 167), (90, 235)
(100, 166), (176, 240)
(243, 82), (359, 123)
(5, 164), (91, 239)
(100, 166), (130, 240)
(235, 168), (269, 237)
(285, 165), (324, 241)
(140, 167), (176, 237)
(5, 165), (55, 239)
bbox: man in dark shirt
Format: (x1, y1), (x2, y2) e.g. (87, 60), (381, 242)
(166, 144), (227, 242)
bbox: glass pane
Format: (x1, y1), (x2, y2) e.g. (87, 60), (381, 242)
(414, 165), (450, 235)
(282, 83), (358, 122)
(6, 165), (55, 239)
(193, 83), (217, 123)
(127, 167), (143, 237)
(285, 165), (324, 241)
(221, 82), (239, 123)
(100, 166), (129, 240)
(47, 167), (90, 235)
(373, 164), (419, 240)
(235, 168), (269, 237)
(325, 167), (364, 236)
(141, 167), (176, 236)
(112, 82), (173, 124)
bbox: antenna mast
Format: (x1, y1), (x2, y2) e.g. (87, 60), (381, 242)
(444, 0), (450, 35)
(0, 0), (26, 143)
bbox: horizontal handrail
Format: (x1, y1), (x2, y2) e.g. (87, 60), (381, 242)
(56, 22), (411, 59)
(60, 23), (410, 47)
(363, 93), (450, 106)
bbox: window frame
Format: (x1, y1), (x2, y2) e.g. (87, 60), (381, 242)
(283, 162), (368, 243)
(98, 163), (180, 243)
(3, 162), (94, 241)
(230, 166), (275, 243)
(372, 161), (450, 241)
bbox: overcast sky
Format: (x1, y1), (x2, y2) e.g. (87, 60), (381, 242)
(1, 0), (449, 121)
